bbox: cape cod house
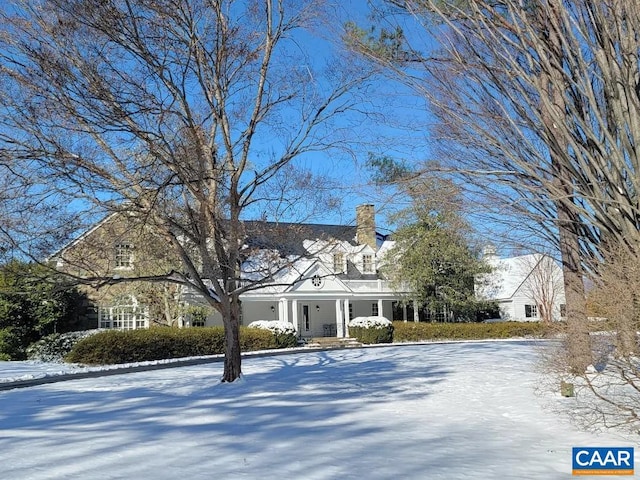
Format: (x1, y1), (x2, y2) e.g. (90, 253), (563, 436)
(52, 205), (408, 338)
(475, 247), (566, 322)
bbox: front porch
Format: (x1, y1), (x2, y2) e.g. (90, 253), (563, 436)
(240, 298), (395, 339)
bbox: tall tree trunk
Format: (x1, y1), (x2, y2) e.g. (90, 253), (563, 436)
(541, 0), (590, 372)
(556, 198), (591, 372)
(221, 294), (242, 382)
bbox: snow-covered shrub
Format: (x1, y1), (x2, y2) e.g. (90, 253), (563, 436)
(348, 316), (394, 344)
(349, 316), (393, 329)
(27, 330), (101, 363)
(248, 320), (298, 348)
(248, 320), (296, 335)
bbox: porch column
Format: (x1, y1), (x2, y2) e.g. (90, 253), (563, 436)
(377, 299), (383, 318)
(343, 299), (350, 338)
(402, 304), (407, 323)
(335, 299), (343, 338)
(413, 299), (420, 322)
(291, 300), (298, 333)
(279, 298), (289, 323)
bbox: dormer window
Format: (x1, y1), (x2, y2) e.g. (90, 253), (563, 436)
(333, 253), (345, 273)
(115, 243), (134, 269)
(362, 254), (373, 273)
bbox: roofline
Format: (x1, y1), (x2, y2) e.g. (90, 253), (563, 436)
(47, 211), (119, 261)
(50, 212), (391, 260)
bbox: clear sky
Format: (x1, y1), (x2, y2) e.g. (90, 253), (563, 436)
(257, 0), (441, 234)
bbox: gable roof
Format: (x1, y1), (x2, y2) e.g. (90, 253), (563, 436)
(480, 253), (546, 300)
(284, 260), (352, 293)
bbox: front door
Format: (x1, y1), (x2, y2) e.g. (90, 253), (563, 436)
(302, 305), (310, 336)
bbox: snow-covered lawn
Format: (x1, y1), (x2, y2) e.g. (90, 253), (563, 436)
(0, 340), (635, 479)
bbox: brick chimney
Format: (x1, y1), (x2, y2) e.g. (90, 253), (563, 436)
(356, 204), (377, 251)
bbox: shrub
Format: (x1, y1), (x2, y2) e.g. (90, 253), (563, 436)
(0, 260), (87, 359)
(0, 327), (26, 360)
(392, 321), (547, 342)
(348, 316), (394, 344)
(27, 330), (101, 362)
(247, 320), (298, 348)
(66, 326), (282, 365)
(240, 328), (276, 351)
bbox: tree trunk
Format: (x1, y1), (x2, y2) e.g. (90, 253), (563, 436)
(557, 199), (591, 372)
(221, 294), (242, 382)
(618, 291), (640, 357)
(540, 1), (590, 373)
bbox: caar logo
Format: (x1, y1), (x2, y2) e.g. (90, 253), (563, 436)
(572, 447), (634, 476)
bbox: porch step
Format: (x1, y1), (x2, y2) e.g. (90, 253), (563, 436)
(305, 337), (363, 349)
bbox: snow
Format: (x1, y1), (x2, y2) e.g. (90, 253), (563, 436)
(348, 315), (392, 328)
(0, 340), (635, 479)
(0, 359), (92, 383)
(248, 320), (298, 335)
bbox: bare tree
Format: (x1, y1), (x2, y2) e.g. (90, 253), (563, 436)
(517, 254), (565, 324)
(349, 0), (640, 371)
(345, 0), (640, 432)
(542, 245), (640, 433)
(0, 0), (375, 381)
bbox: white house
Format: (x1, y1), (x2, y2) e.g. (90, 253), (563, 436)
(475, 247), (566, 322)
(182, 204), (407, 338)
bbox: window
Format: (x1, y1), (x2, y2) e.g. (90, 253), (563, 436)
(362, 254), (373, 273)
(192, 317), (206, 327)
(333, 253), (344, 273)
(99, 296), (148, 330)
(372, 303), (379, 316)
(348, 302), (353, 318)
(99, 307), (110, 329)
(525, 304), (538, 318)
(311, 275), (323, 288)
(115, 243), (134, 269)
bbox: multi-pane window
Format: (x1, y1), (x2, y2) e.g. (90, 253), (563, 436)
(525, 304), (538, 318)
(362, 254), (373, 273)
(99, 296), (148, 330)
(113, 305), (136, 330)
(333, 253), (344, 273)
(372, 303), (379, 316)
(114, 243), (134, 268)
(99, 307), (111, 329)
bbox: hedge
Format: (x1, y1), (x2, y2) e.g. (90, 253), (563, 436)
(392, 321), (548, 342)
(66, 326), (278, 365)
(348, 316), (394, 344)
(247, 321), (298, 348)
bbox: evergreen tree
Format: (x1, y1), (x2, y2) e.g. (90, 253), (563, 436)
(377, 161), (495, 321)
(0, 260), (83, 359)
